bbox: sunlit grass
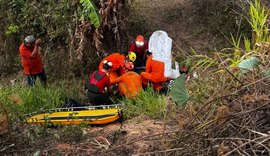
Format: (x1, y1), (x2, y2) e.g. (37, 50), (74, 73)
(0, 81), (83, 120)
(119, 87), (167, 119)
(249, 0), (269, 44)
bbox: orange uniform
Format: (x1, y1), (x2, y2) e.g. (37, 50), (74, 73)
(110, 71), (142, 98)
(140, 55), (170, 91)
(19, 43), (43, 75)
(99, 53), (126, 79)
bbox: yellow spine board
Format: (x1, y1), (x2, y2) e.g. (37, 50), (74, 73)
(27, 108), (120, 125)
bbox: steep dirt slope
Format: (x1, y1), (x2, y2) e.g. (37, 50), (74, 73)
(127, 0), (223, 54)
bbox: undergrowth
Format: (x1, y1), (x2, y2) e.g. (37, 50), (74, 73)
(0, 81), (85, 121)
(120, 87), (167, 119)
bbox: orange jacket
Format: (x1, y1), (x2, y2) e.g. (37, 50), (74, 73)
(99, 53), (126, 79)
(111, 71), (142, 98)
(19, 43), (43, 75)
(141, 55), (169, 83)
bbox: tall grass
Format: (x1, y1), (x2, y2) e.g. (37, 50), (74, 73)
(0, 83), (68, 120)
(216, 0), (270, 70)
(249, 0), (269, 44)
(120, 87), (167, 119)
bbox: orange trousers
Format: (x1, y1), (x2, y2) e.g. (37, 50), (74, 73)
(140, 72), (170, 91)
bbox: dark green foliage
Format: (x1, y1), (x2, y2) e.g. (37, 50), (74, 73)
(0, 0), (78, 79)
(0, 0), (127, 80)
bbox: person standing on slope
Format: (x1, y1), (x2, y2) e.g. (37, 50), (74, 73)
(19, 35), (47, 87)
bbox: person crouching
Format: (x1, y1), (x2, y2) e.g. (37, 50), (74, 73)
(85, 60), (113, 105)
(110, 62), (143, 98)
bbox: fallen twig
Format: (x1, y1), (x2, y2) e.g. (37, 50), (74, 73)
(98, 129), (184, 156)
(0, 143), (15, 152)
(187, 94), (237, 127)
(132, 147), (184, 156)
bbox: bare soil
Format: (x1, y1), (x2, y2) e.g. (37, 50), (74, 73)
(1, 115), (179, 156)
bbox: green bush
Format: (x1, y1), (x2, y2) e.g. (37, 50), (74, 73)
(120, 87), (167, 119)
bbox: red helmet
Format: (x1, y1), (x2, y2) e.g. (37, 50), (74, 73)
(135, 35), (144, 47)
(136, 35), (144, 42)
(124, 62), (134, 70)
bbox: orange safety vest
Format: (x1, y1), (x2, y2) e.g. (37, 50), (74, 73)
(140, 55), (169, 83)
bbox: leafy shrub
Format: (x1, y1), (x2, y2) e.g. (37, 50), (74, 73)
(0, 0), (128, 79)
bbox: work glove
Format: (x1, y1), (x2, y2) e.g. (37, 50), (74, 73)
(180, 66), (188, 74)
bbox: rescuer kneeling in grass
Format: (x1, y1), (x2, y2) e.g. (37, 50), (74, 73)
(85, 60), (113, 105)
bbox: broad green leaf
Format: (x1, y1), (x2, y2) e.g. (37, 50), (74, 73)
(171, 75), (189, 106)
(238, 56), (260, 73)
(80, 0), (100, 28)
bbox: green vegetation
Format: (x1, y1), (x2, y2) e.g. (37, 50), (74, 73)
(0, 0), (270, 155)
(249, 0), (269, 44)
(172, 0), (270, 114)
(0, 0), (128, 79)
(171, 75), (189, 106)
(2, 0), (267, 121)
(120, 87), (167, 119)
(80, 0), (101, 28)
(0, 81), (85, 120)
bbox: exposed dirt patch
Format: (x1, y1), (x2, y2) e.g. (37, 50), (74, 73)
(127, 0), (225, 54)
(1, 115), (179, 155)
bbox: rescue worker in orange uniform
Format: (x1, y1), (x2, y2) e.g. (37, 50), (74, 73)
(98, 52), (136, 80)
(140, 51), (170, 92)
(85, 60), (112, 105)
(129, 35), (149, 69)
(19, 35), (47, 87)
(110, 62), (142, 98)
